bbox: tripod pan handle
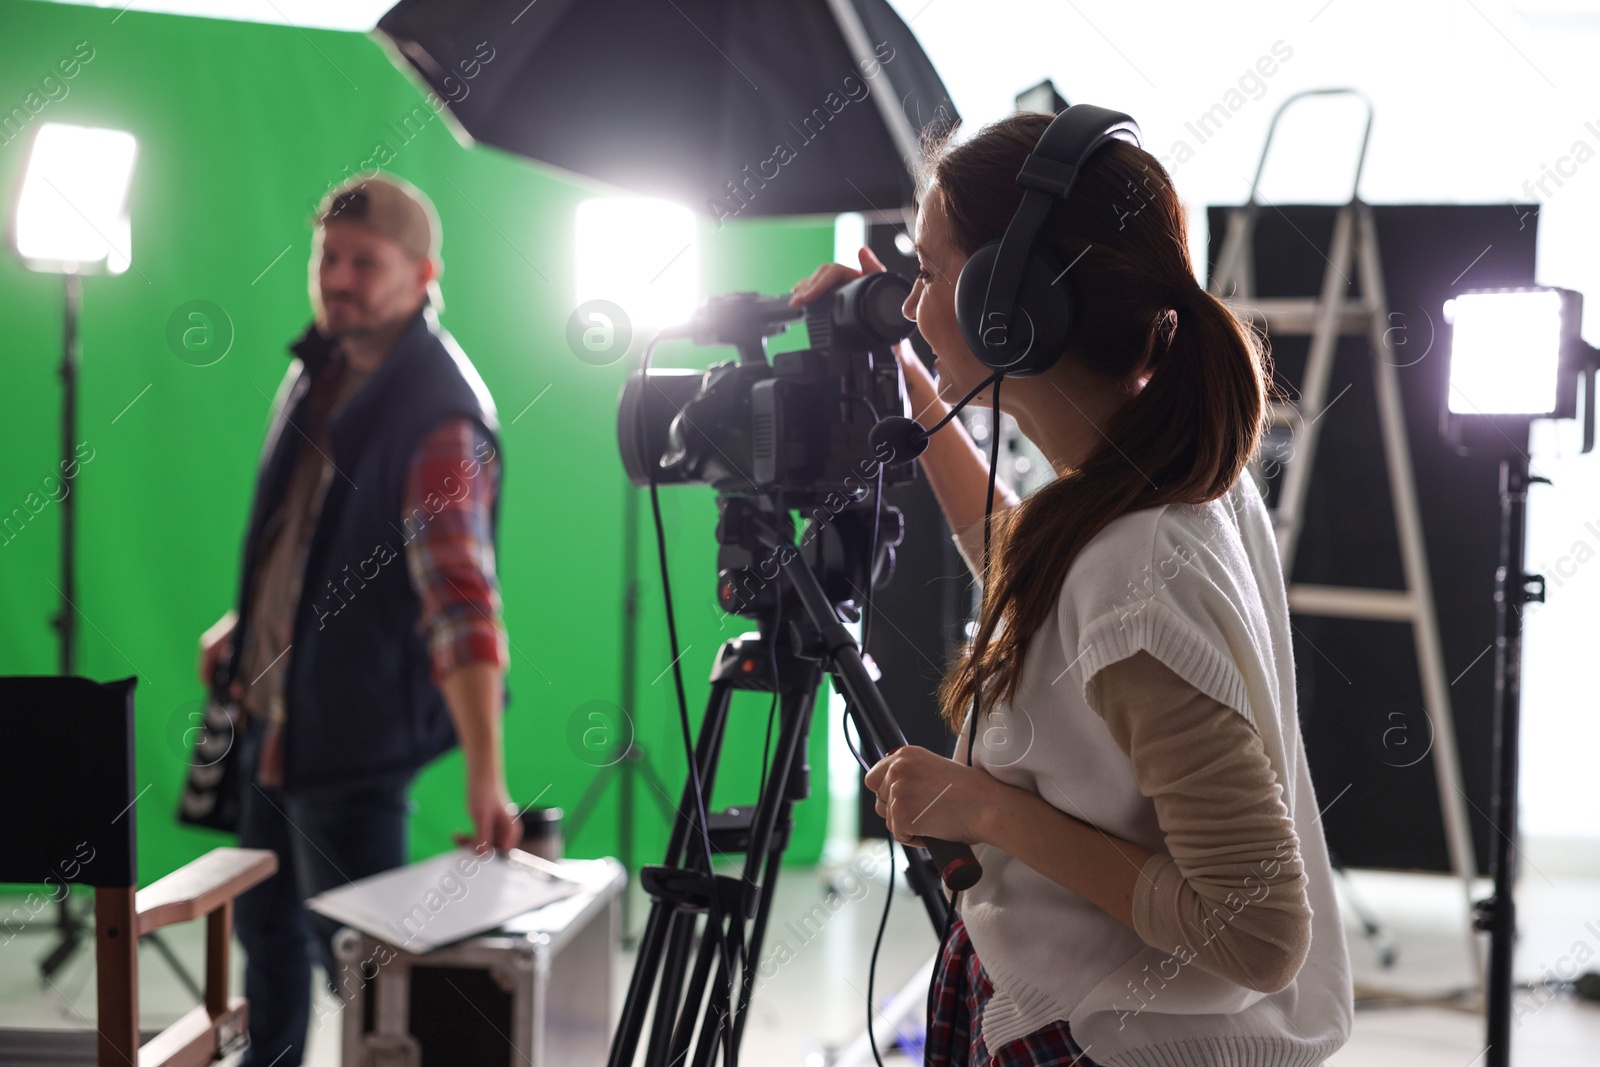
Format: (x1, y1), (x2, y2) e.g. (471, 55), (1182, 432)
(924, 837), (982, 891)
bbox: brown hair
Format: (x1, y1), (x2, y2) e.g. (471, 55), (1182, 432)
(929, 112), (1275, 731)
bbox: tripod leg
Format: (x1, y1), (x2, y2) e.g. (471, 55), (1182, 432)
(38, 892), (85, 980)
(637, 751), (687, 824)
(144, 930), (204, 1001)
(661, 681), (737, 870)
(1331, 858), (1398, 969)
(610, 630), (833, 1067)
(695, 683), (816, 1065)
(692, 938), (747, 1067)
(671, 912), (729, 1067)
(731, 685), (818, 1054)
(609, 680), (735, 1066)
(731, 842), (786, 1054)
(612, 895), (675, 1066)
(564, 756), (621, 842)
(645, 909), (699, 1066)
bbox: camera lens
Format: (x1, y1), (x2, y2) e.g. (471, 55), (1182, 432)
(861, 274), (913, 343)
(834, 272), (913, 349)
(617, 368), (703, 487)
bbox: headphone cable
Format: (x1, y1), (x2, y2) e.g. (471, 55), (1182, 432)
(964, 372), (1003, 771)
(930, 372), (1003, 1053)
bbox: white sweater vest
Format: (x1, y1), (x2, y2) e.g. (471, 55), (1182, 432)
(949, 474), (1353, 1066)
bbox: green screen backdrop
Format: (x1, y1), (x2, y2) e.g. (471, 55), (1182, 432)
(0, 0), (838, 884)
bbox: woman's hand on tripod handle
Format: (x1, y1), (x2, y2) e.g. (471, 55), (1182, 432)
(872, 740), (1169, 931)
(864, 745), (1006, 849)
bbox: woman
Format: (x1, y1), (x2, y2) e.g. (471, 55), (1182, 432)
(791, 112), (1353, 1066)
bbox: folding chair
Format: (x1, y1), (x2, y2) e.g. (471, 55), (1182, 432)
(0, 675), (276, 1066)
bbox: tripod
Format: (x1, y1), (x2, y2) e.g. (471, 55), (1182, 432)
(608, 496), (977, 1067)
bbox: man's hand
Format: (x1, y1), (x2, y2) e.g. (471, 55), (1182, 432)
(467, 772), (522, 853)
(439, 661), (518, 852)
(198, 610), (239, 695)
(863, 745), (1007, 848)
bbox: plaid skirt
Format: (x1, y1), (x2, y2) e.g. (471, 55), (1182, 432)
(925, 918), (1099, 1067)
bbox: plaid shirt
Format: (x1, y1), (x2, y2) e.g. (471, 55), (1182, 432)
(402, 416), (507, 685)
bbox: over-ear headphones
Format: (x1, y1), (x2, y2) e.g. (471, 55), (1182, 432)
(953, 104), (1142, 378)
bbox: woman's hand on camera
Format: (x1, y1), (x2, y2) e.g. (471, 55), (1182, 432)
(788, 245), (887, 308)
(791, 246), (938, 412)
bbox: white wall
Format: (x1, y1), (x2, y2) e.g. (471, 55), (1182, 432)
(890, 0), (1600, 842)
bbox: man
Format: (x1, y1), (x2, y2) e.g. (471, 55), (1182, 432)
(196, 173), (518, 1067)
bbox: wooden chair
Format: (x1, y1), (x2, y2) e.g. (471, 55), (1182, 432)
(0, 675), (276, 1067)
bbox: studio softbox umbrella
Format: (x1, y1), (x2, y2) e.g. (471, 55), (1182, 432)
(374, 0), (959, 220)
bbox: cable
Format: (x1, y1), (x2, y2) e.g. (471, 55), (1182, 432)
(867, 840), (897, 1067)
(850, 368), (1006, 1058)
(845, 390), (886, 659)
(637, 334), (739, 1064)
(754, 488), (784, 813)
(926, 892), (958, 1061)
(852, 395), (896, 1067)
(916, 370), (1005, 442)
(963, 374), (1003, 771)
(862, 410), (885, 657)
(732, 491), (783, 1067)
(842, 700), (868, 771)
(932, 373), (1003, 1053)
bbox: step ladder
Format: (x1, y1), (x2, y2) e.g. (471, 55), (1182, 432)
(1207, 88), (1483, 990)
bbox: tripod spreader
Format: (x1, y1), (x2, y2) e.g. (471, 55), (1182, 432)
(778, 537), (983, 892)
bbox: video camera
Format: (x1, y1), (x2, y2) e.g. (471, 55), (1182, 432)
(617, 272), (917, 508)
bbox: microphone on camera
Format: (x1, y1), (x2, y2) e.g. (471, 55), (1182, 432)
(655, 293), (801, 346)
(869, 370), (1004, 465)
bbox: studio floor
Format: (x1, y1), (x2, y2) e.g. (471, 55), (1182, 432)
(1, 846), (1597, 1065)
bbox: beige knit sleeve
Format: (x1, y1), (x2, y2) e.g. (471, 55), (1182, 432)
(950, 515), (992, 579)
(1085, 649), (1314, 994)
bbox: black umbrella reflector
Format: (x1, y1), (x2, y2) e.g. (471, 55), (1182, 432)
(375, 0), (960, 219)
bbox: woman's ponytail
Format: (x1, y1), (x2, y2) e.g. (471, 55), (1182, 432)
(928, 115), (1275, 730)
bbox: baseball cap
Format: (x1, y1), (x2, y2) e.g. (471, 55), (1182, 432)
(312, 172), (444, 312)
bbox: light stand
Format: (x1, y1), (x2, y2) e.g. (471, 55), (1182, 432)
(1475, 447), (1544, 1065)
(32, 270), (85, 979)
(55, 272), (81, 677)
(1442, 287), (1598, 1067)
(10, 123), (137, 982)
(8, 123), (195, 1000)
(564, 479), (679, 945)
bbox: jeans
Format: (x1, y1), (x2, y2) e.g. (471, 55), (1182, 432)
(233, 724), (416, 1067)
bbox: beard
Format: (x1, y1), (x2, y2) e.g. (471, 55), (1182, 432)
(318, 297), (372, 338)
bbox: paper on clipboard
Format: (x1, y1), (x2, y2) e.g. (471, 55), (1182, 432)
(306, 847), (583, 954)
